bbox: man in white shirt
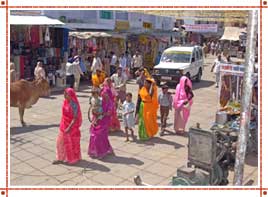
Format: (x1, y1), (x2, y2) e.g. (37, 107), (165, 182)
(34, 61), (46, 80)
(119, 53), (127, 79)
(91, 51), (103, 75)
(65, 59), (75, 88)
(73, 55), (84, 91)
(111, 67), (127, 107)
(211, 54), (222, 88)
(110, 51), (117, 76)
(132, 51), (143, 78)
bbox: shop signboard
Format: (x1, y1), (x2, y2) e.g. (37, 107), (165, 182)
(220, 63), (245, 76)
(143, 22), (153, 29)
(184, 24), (218, 33)
(115, 20), (130, 30)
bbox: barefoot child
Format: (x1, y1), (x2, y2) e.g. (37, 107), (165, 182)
(88, 87), (103, 126)
(158, 84), (173, 136)
(122, 92), (135, 141)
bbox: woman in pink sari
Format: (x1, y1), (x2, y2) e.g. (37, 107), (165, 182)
(53, 88), (82, 165)
(173, 76), (194, 134)
(105, 78), (121, 132)
(88, 78), (114, 158)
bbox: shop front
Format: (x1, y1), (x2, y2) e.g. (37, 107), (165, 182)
(68, 31), (126, 73)
(10, 15), (67, 87)
(211, 63), (258, 154)
(127, 34), (158, 69)
(220, 27), (247, 58)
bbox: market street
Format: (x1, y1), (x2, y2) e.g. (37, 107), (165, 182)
(10, 54), (258, 186)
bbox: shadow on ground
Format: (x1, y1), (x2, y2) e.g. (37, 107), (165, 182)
(10, 124), (59, 135)
(77, 94), (90, 98)
(135, 136), (184, 149)
(162, 79), (214, 91)
(100, 154), (144, 166)
(110, 131), (185, 149)
(65, 160), (110, 173)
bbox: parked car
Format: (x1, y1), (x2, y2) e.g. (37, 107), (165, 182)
(152, 45), (204, 85)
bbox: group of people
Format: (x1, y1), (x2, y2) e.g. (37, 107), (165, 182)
(89, 49), (143, 81)
(203, 40), (222, 57)
(10, 60), (52, 83)
(52, 69), (194, 165)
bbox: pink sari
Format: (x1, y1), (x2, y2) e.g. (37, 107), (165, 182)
(173, 76), (193, 132)
(105, 80), (120, 132)
(88, 79), (114, 158)
(56, 88), (82, 164)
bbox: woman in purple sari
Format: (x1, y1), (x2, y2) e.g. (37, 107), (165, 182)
(88, 78), (114, 158)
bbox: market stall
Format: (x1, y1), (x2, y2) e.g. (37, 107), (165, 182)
(127, 34), (158, 69)
(68, 31), (126, 72)
(220, 27), (247, 58)
(211, 63), (258, 154)
(10, 15), (67, 87)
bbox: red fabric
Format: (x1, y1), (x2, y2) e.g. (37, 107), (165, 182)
(57, 88), (82, 164)
(55, 48), (61, 57)
(59, 88), (82, 132)
(30, 26), (40, 48)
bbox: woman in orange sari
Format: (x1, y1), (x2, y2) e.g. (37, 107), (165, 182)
(53, 88), (82, 165)
(138, 78), (159, 140)
(92, 69), (106, 88)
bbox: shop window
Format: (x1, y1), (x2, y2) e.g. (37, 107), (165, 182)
(100, 11), (113, 19)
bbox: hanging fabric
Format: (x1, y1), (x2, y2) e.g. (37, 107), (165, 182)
(30, 26), (40, 48)
(63, 28), (69, 52)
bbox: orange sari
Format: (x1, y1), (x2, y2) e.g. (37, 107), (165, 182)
(139, 84), (158, 139)
(92, 72), (106, 87)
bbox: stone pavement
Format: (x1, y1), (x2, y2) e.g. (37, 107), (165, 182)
(10, 55), (258, 186)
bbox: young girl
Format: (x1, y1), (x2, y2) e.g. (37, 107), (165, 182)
(122, 92), (135, 142)
(88, 87), (103, 126)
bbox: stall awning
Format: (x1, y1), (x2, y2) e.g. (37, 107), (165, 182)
(69, 31), (126, 40)
(220, 27), (246, 41)
(69, 31), (112, 39)
(10, 15), (64, 25)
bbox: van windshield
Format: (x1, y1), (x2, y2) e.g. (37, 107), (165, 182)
(161, 51), (191, 63)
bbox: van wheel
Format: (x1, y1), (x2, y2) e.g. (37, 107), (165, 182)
(195, 68), (202, 82)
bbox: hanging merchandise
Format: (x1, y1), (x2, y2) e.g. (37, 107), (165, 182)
(25, 26), (31, 43)
(45, 27), (50, 42)
(92, 38), (97, 47)
(72, 37), (76, 47)
(39, 26), (44, 45)
(10, 25), (66, 86)
(63, 29), (69, 52)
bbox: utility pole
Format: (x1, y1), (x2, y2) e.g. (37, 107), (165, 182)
(233, 10), (258, 186)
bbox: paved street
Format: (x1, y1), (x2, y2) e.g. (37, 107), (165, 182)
(10, 55), (258, 186)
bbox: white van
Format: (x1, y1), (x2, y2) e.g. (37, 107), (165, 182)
(152, 45), (204, 85)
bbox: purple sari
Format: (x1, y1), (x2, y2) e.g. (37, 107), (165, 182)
(88, 80), (114, 158)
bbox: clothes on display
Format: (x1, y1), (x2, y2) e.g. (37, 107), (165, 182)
(10, 25), (67, 84)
